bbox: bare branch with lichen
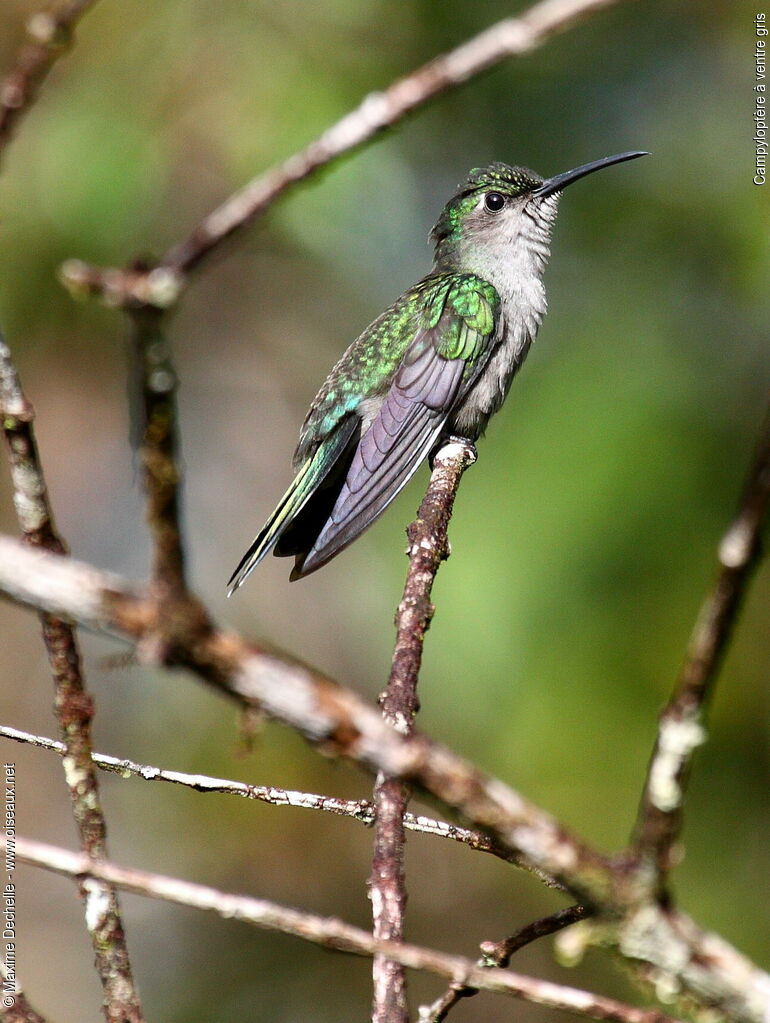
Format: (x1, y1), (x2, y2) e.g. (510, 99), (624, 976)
(5, 834), (684, 1023)
(0, 534), (767, 1020)
(0, 533), (604, 894)
(0, 332), (144, 1023)
(129, 307), (187, 598)
(372, 440), (477, 1021)
(0, 723), (543, 872)
(632, 400), (770, 891)
(421, 904), (589, 1021)
(0, 2), (766, 1019)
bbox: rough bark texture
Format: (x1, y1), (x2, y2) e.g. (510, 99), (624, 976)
(632, 406), (770, 888)
(371, 440), (478, 1022)
(0, 334), (144, 1022)
(2, 531), (768, 1020)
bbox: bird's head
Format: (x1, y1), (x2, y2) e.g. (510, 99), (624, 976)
(431, 152), (647, 271)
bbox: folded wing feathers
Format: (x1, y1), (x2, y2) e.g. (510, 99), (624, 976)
(296, 343), (467, 575)
(235, 275), (501, 584)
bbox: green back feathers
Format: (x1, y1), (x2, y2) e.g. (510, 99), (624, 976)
(426, 275), (497, 365)
(296, 273), (499, 462)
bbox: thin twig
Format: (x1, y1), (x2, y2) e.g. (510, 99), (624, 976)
(126, 306), (212, 673)
(481, 904), (589, 966)
(0, 537), (768, 1021)
(420, 905), (588, 1022)
(58, 0), (633, 307)
(0, 334), (144, 1023)
(372, 440), (477, 1021)
(0, 0), (100, 164)
(0, 723), (547, 873)
(129, 307), (187, 598)
(6, 835), (683, 1023)
(632, 399), (770, 890)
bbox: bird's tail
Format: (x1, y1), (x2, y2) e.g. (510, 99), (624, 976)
(227, 416), (359, 595)
(227, 459), (317, 595)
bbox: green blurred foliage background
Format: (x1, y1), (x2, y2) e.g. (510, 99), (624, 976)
(0, 0), (767, 1020)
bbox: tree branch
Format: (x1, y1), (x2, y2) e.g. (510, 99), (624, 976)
(0, 536), (767, 1020)
(1, 3), (763, 1020)
(632, 400), (770, 891)
(372, 440), (477, 1021)
(0, 333), (144, 1023)
(0, 0), (100, 165)
(129, 307), (188, 598)
(420, 904), (588, 1022)
(384, 441), (478, 731)
(0, 533), (607, 890)
(58, 0), (633, 308)
(6, 835), (682, 1023)
(0, 724), (547, 874)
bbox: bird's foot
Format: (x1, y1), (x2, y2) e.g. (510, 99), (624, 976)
(429, 435), (478, 469)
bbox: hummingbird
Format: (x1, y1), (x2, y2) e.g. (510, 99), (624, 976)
(228, 150), (647, 592)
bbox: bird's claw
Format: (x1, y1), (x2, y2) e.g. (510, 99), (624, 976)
(429, 435), (477, 469)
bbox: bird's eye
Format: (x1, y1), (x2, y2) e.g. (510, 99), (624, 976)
(484, 192), (506, 213)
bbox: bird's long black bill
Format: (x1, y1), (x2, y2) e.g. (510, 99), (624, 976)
(533, 150), (649, 198)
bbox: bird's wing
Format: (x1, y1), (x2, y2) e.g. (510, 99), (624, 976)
(293, 275), (499, 577)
